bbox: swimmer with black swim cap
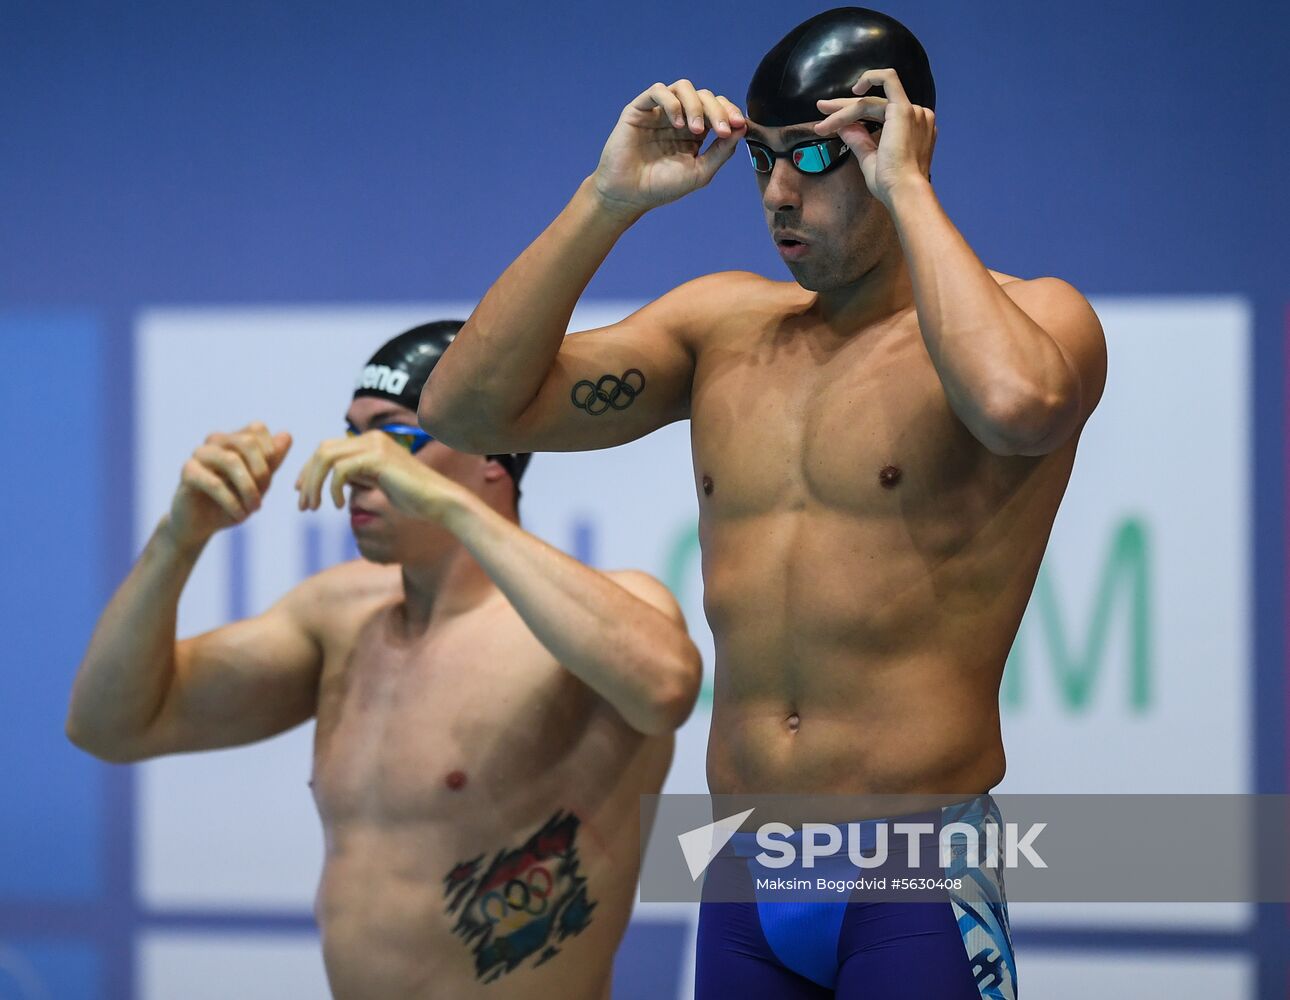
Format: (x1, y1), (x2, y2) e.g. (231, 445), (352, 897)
(746, 7), (935, 126)
(738, 6), (942, 293)
(424, 8), (1108, 999)
(68, 320), (702, 999)
(353, 320), (532, 496)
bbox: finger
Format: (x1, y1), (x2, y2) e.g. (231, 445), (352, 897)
(669, 79), (706, 135)
(328, 460), (348, 510)
(814, 97), (886, 135)
(646, 82), (686, 129)
(328, 454), (374, 509)
(181, 460), (247, 521)
(852, 68), (909, 105)
(245, 421), (276, 463)
(225, 431), (271, 488)
(838, 121), (879, 157)
(296, 442), (343, 511)
(302, 444), (346, 511)
(629, 83), (678, 126)
(268, 431), (293, 472)
(816, 96), (886, 116)
(294, 451), (316, 509)
(315, 438), (368, 509)
(715, 95), (746, 130)
(695, 132), (744, 184)
(195, 443), (261, 511)
(695, 88), (731, 137)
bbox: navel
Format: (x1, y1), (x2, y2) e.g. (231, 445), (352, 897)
(785, 712), (801, 733)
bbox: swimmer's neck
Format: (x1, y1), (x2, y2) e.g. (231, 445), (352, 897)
(808, 253), (914, 333)
(396, 549), (495, 633)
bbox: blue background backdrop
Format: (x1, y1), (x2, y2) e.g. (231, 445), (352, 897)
(2, 1), (1287, 996)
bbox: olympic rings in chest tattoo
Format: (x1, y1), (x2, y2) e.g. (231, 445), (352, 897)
(477, 865), (555, 924)
(571, 369), (646, 415)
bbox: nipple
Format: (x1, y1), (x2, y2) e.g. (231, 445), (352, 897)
(445, 770), (468, 791)
(878, 465), (902, 489)
(702, 475), (714, 496)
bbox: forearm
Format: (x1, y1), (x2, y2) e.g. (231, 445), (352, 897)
(887, 180), (1079, 452)
(440, 493), (699, 734)
(419, 178), (641, 449)
(66, 519), (203, 758)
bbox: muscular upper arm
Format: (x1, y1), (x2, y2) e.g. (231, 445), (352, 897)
(129, 582), (325, 758)
(607, 568), (690, 625)
(1003, 276), (1108, 430)
(483, 273), (744, 453)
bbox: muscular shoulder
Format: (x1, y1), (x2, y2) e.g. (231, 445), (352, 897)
(278, 559), (401, 639)
(994, 272), (1108, 417)
(657, 271), (807, 346)
(605, 569), (685, 621)
(991, 270), (1094, 316)
(669, 269), (801, 306)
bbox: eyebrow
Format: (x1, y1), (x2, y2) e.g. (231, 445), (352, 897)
(744, 126), (824, 146)
(346, 408), (412, 429)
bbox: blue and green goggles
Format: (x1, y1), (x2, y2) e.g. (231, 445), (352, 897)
(346, 422), (433, 454)
(745, 126), (879, 176)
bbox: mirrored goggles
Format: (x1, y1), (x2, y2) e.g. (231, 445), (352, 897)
(346, 422), (433, 454)
(745, 127), (877, 176)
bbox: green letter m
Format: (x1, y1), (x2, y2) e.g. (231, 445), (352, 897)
(1002, 517), (1151, 713)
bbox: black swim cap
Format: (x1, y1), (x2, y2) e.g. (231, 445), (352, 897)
(353, 321), (532, 490)
(747, 7), (935, 127)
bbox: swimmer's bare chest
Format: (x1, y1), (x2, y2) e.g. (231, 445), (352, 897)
(691, 303), (984, 519)
(304, 583), (663, 997)
(688, 291), (1075, 794)
(310, 593), (597, 831)
(690, 303), (1017, 635)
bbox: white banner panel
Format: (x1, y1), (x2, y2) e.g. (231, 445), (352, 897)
(1016, 950), (1253, 999)
(995, 298), (1251, 798)
(139, 933), (330, 1000)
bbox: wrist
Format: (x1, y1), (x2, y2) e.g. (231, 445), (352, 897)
(154, 516), (209, 562)
(580, 176), (647, 228)
(434, 485), (483, 535)
(880, 174), (935, 213)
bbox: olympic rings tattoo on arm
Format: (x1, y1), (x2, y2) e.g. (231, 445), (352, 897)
(571, 369), (646, 416)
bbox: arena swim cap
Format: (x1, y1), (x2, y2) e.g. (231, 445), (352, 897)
(746, 7), (935, 127)
(354, 321), (532, 489)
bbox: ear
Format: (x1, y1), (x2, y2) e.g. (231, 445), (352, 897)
(482, 457), (508, 483)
